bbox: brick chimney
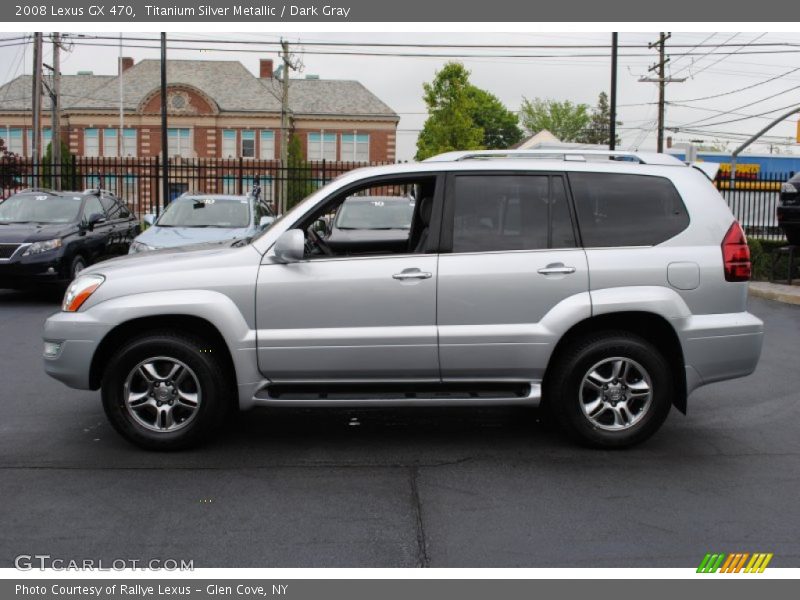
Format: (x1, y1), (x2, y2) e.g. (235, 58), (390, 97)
(120, 57), (134, 74)
(259, 59), (274, 79)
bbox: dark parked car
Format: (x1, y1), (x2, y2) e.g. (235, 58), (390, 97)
(778, 173), (800, 245)
(0, 188), (139, 288)
(324, 195), (415, 255)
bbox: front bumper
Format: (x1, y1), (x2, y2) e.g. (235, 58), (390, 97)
(678, 311), (764, 394)
(0, 252), (67, 288)
(43, 310), (113, 390)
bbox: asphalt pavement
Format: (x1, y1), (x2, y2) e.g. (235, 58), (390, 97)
(0, 290), (798, 568)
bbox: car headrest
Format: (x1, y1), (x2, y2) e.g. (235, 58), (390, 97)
(418, 196), (433, 226)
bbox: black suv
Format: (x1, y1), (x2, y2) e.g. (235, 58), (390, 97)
(778, 173), (800, 245)
(0, 189), (139, 288)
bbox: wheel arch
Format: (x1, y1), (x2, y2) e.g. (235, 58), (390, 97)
(544, 311), (688, 413)
(89, 315), (239, 410)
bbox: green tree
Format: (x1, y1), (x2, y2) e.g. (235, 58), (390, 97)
(467, 86), (524, 149)
(41, 140), (80, 190)
(519, 97), (591, 142)
(579, 92), (622, 146)
(286, 133), (314, 209)
(415, 63), (484, 160)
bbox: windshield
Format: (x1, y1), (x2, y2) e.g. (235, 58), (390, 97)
(156, 196), (250, 228)
(0, 193), (82, 224)
(335, 198), (414, 230)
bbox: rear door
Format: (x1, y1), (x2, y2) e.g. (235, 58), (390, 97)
(436, 172), (590, 381)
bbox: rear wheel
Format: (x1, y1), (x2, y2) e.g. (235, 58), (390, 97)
(546, 332), (673, 448)
(101, 331), (230, 450)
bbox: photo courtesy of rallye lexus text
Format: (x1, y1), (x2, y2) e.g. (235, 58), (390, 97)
(42, 150), (764, 451)
(0, 188), (139, 289)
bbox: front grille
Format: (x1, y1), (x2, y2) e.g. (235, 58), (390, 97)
(0, 244), (22, 259)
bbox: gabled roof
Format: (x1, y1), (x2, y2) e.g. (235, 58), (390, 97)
(0, 59), (399, 120)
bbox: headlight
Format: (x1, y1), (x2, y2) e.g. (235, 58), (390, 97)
(62, 274), (105, 312)
(129, 241), (154, 254)
(781, 182), (798, 194)
(23, 238), (62, 256)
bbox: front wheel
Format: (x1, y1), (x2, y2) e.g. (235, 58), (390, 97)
(545, 332), (673, 448)
(101, 331), (230, 450)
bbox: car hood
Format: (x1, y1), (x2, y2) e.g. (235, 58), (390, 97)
(135, 225), (251, 249)
(85, 239), (248, 276)
(0, 222), (77, 244)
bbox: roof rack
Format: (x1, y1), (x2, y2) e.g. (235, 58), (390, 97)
(422, 149), (685, 166)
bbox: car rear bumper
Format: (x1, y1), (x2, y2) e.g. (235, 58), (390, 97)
(677, 311), (764, 394)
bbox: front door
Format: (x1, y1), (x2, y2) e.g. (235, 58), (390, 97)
(436, 172), (591, 381)
(256, 254), (439, 382)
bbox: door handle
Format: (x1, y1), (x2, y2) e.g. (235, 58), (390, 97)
(392, 269), (432, 280)
(537, 263), (576, 275)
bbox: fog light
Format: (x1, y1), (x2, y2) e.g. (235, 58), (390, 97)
(43, 341), (62, 358)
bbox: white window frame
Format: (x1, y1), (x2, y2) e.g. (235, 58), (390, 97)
(84, 128), (100, 157)
(307, 132), (337, 161)
(103, 128), (118, 157)
(341, 132), (370, 162)
(241, 130), (256, 159)
(167, 128), (192, 158)
(221, 129), (236, 158)
(122, 128), (137, 157)
(6, 128), (23, 154)
(259, 130), (275, 159)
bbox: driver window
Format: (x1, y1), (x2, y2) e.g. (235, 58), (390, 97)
(302, 176), (437, 259)
(82, 196), (106, 223)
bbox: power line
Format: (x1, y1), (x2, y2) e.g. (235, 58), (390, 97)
(670, 101), (800, 129)
(669, 67), (800, 103)
(673, 82), (800, 128)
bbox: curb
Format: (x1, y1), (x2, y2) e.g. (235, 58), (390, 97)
(749, 284), (800, 306)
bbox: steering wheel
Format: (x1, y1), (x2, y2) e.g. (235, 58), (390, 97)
(306, 228), (334, 256)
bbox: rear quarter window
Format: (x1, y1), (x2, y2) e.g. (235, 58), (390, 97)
(569, 172), (689, 247)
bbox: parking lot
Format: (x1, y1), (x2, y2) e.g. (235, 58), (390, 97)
(0, 290), (798, 568)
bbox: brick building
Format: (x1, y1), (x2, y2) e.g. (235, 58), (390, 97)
(0, 58), (399, 207)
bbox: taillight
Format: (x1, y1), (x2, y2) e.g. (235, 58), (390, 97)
(721, 221), (751, 282)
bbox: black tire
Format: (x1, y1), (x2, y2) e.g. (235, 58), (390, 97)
(69, 254), (87, 280)
(101, 330), (231, 450)
(545, 331), (673, 448)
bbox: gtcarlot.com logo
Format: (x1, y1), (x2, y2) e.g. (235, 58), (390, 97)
(14, 554), (194, 571)
(697, 552), (773, 573)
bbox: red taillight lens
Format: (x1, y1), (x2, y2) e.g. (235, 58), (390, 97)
(721, 221), (751, 282)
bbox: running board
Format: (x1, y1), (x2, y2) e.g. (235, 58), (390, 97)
(251, 382), (541, 408)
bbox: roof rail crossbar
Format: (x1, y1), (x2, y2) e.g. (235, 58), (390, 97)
(423, 149), (685, 166)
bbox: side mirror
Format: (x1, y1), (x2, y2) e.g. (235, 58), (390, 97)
(258, 215), (275, 230)
(273, 229), (305, 263)
(86, 212), (106, 231)
(143, 213), (156, 226)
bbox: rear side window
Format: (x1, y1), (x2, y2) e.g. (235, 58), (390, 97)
(569, 172), (689, 247)
(450, 174), (576, 253)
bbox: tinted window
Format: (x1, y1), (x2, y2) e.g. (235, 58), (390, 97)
(569, 173), (689, 247)
(99, 196), (125, 220)
(82, 196), (105, 221)
(451, 175), (575, 253)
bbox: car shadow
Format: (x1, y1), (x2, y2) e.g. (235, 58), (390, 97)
(0, 288), (64, 306)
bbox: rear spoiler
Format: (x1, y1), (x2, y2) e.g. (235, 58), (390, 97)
(692, 162), (720, 181)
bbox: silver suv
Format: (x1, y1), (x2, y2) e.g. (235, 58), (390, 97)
(43, 150), (764, 450)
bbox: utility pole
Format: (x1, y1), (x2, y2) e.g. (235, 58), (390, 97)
(31, 32), (43, 186)
(639, 32), (686, 153)
(279, 40), (290, 214)
(609, 32), (618, 151)
(51, 32), (61, 190)
(278, 39), (302, 214)
(160, 32), (168, 215)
